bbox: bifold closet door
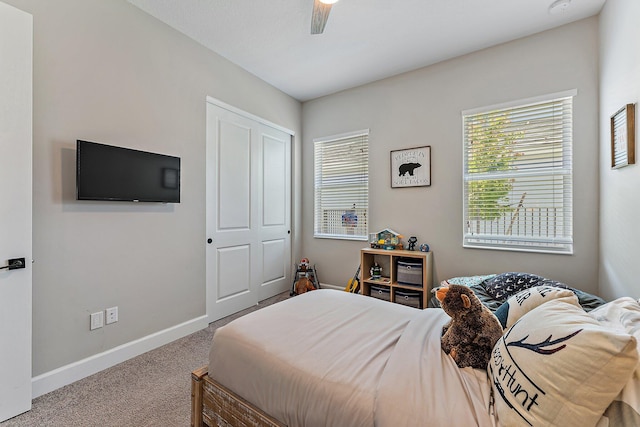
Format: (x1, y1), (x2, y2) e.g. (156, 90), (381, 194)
(205, 99), (292, 322)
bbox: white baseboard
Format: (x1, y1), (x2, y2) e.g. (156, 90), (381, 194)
(31, 315), (209, 398)
(319, 283), (343, 291)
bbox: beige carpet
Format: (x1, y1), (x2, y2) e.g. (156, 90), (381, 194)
(1, 291), (290, 427)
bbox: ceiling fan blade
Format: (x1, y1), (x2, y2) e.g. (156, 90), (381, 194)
(311, 0), (332, 35)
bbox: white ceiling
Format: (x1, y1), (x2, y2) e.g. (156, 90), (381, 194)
(128, 0), (606, 102)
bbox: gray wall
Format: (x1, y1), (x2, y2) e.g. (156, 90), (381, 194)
(599, 0), (640, 300)
(4, 0), (301, 376)
(302, 18), (600, 294)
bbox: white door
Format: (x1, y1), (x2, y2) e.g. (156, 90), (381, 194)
(0, 1), (32, 422)
(206, 99), (292, 322)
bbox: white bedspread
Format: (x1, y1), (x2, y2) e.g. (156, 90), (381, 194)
(376, 307), (497, 426)
(209, 289), (496, 426)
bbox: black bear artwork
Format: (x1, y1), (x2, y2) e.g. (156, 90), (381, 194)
(398, 162), (422, 176)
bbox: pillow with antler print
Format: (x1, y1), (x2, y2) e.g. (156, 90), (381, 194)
(489, 298), (638, 427)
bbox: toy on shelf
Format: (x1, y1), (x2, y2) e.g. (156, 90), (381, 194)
(370, 262), (382, 280)
(407, 236), (418, 251)
(290, 258), (320, 296)
(369, 229), (404, 250)
(419, 243), (430, 252)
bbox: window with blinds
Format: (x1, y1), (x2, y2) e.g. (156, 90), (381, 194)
(314, 130), (369, 240)
(462, 91), (575, 254)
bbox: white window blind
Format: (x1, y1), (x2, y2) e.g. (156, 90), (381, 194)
(462, 91), (575, 254)
(314, 130), (369, 240)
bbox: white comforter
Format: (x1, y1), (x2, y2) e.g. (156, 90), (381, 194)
(209, 289), (497, 427)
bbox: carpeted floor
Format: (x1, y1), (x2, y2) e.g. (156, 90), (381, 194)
(1, 291), (290, 427)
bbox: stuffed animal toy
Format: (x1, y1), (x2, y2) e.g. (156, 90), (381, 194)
(294, 276), (316, 295)
(436, 283), (503, 369)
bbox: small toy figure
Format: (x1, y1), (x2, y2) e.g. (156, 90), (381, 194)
(419, 243), (430, 252)
(407, 236), (418, 251)
(370, 262), (382, 279)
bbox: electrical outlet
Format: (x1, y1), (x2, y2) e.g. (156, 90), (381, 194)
(105, 306), (118, 325)
(90, 311), (104, 330)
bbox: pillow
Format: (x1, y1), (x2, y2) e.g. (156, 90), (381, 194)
(445, 274), (496, 287)
(482, 272), (568, 301)
(468, 283), (503, 313)
(589, 298), (640, 427)
(494, 285), (578, 329)
(489, 298), (638, 427)
(428, 275), (497, 309)
(573, 288), (607, 312)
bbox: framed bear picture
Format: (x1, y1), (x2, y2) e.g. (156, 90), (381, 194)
(390, 146), (431, 188)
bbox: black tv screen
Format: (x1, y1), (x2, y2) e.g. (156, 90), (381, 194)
(76, 140), (180, 203)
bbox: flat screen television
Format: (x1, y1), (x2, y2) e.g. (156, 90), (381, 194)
(76, 140), (180, 203)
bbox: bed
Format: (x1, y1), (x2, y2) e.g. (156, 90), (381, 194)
(191, 274), (640, 427)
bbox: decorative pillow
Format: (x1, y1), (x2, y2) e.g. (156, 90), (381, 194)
(445, 274), (496, 288)
(494, 285), (578, 329)
(428, 275), (497, 309)
(468, 283), (503, 313)
(482, 272), (569, 301)
(489, 298), (638, 427)
(573, 288), (607, 312)
(589, 298), (640, 427)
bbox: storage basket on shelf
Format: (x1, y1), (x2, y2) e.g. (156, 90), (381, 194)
(396, 258), (423, 286)
(395, 289), (422, 309)
(370, 285), (391, 302)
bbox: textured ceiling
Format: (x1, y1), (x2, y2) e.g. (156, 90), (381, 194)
(128, 0), (606, 102)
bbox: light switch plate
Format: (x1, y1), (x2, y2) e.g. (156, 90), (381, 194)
(90, 311), (104, 330)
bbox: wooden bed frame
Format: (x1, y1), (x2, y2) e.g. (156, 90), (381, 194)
(191, 366), (286, 427)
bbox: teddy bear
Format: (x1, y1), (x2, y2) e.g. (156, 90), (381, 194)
(435, 282), (503, 369)
(294, 275), (316, 295)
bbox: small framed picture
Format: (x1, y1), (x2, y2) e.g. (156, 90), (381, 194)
(390, 146), (431, 188)
(611, 103), (636, 169)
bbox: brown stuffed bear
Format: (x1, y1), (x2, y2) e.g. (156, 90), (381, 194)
(294, 276), (316, 295)
(436, 282), (503, 369)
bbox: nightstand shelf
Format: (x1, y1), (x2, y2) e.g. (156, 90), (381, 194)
(360, 247), (433, 309)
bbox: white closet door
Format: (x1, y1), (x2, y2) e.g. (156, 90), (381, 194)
(205, 99), (292, 322)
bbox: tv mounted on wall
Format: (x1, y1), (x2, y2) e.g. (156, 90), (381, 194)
(76, 140), (181, 203)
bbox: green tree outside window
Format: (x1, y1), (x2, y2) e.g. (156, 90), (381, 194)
(466, 112), (523, 223)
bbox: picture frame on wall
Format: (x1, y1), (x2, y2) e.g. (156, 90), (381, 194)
(390, 146), (431, 188)
(611, 103), (636, 169)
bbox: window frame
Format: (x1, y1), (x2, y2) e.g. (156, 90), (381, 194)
(313, 129), (369, 241)
(461, 90), (576, 254)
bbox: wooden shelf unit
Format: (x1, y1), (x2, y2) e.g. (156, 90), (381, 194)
(360, 247), (433, 308)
